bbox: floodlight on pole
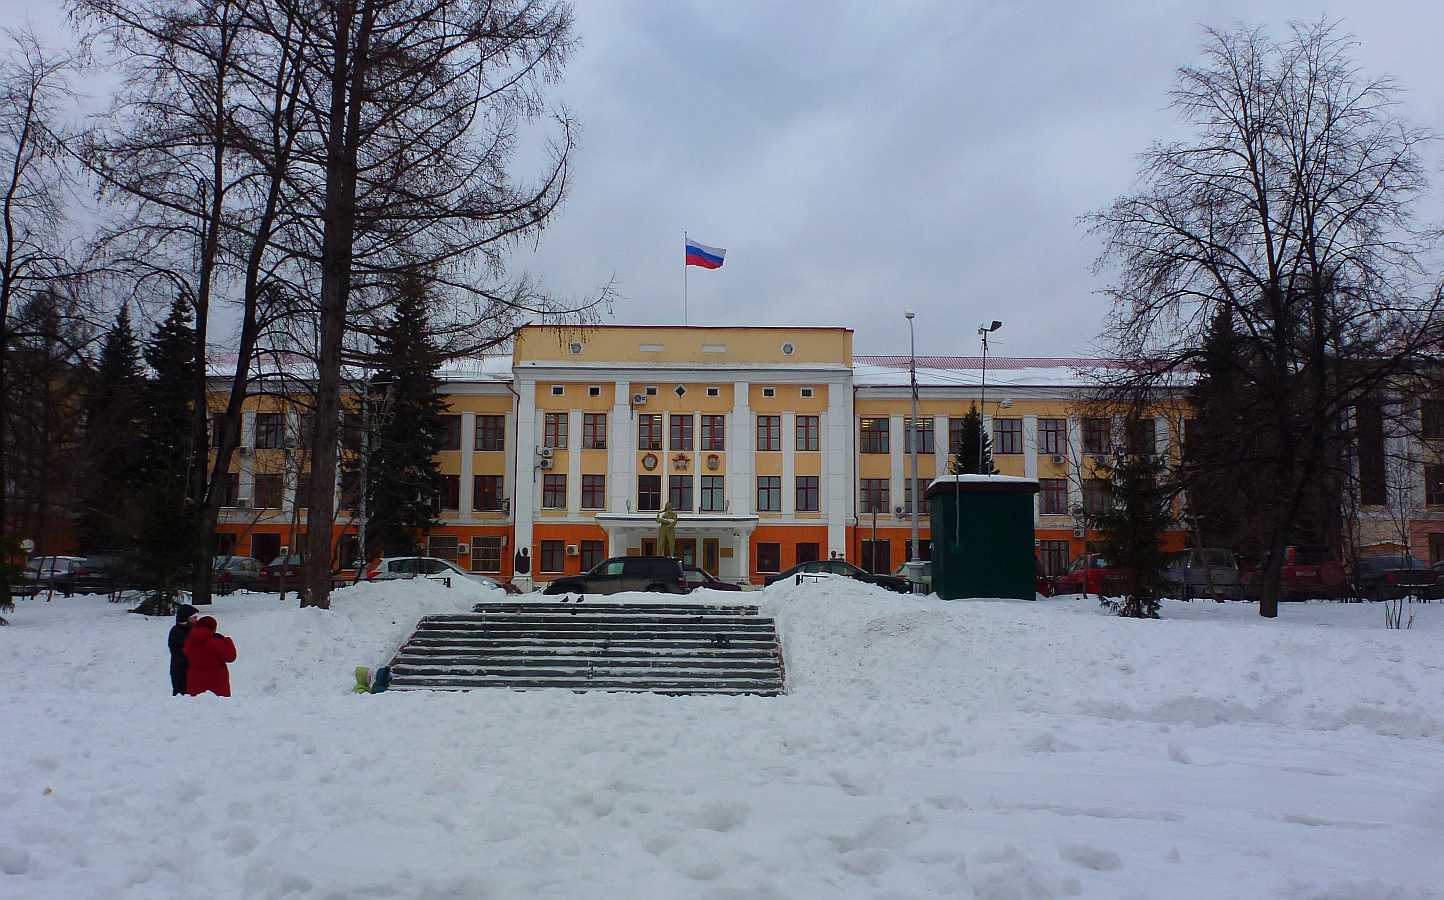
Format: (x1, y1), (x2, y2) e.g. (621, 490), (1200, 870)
(978, 320), (1002, 474)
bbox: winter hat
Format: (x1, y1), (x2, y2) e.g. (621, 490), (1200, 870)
(175, 604), (199, 624)
(196, 616), (218, 631)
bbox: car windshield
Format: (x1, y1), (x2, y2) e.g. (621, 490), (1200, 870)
(1090, 557), (1111, 568)
(268, 555), (303, 567)
(1291, 546), (1333, 565)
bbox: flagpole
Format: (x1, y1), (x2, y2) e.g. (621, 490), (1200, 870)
(683, 229), (689, 325)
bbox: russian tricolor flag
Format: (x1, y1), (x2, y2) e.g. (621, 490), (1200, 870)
(685, 238), (725, 270)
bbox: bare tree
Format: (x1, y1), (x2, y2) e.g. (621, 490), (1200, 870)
(1087, 20), (1442, 618)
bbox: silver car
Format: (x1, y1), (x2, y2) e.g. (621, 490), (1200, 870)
(365, 556), (503, 590)
(1163, 548), (1243, 601)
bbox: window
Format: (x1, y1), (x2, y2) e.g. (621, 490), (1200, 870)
(1129, 418), (1156, 456)
(668, 475), (693, 511)
(210, 412), (228, 447)
(706, 387), (720, 397)
(906, 418), (935, 454)
(1357, 396), (1386, 506)
(255, 413), (285, 449)
(297, 413), (315, 450)
(254, 474), (282, 509)
(948, 416), (967, 455)
(638, 475), (661, 511)
(638, 414), (663, 450)
(796, 475), (819, 512)
(428, 536), (458, 562)
(1082, 478), (1110, 516)
(993, 418), (1023, 454)
(339, 468), (360, 511)
(756, 542), (781, 573)
(905, 539), (932, 561)
(295, 473), (310, 509)
(588, 385), (601, 397)
(762, 387), (776, 398)
(342, 412), (362, 454)
(756, 476), (781, 512)
(550, 385), (564, 396)
(434, 474), (460, 512)
(701, 415), (726, 450)
(540, 540), (565, 573)
(801, 387), (814, 398)
(471, 536), (502, 573)
(581, 474), (605, 509)
(903, 479), (929, 517)
(756, 415), (781, 451)
(861, 539), (890, 574)
(580, 540), (605, 571)
(1040, 478), (1069, 514)
(441, 415), (462, 451)
(859, 417), (890, 453)
(543, 413), (568, 449)
(1039, 540), (1070, 577)
(1082, 418), (1112, 455)
(1424, 397), (1444, 439)
(796, 542), (820, 564)
(583, 413), (607, 449)
(473, 475), (503, 511)
(700, 475), (725, 512)
(542, 473), (567, 509)
(1427, 465), (1444, 507)
(1039, 418), (1067, 455)
(670, 414), (694, 450)
(673, 385), (687, 398)
(475, 415), (505, 451)
(859, 478), (890, 514)
(796, 415), (820, 451)
(645, 386), (658, 396)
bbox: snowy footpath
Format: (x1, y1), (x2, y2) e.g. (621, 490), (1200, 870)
(2, 579), (1442, 899)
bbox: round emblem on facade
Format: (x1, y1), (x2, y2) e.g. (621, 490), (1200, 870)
(706, 454), (720, 471)
(672, 453), (690, 470)
(781, 341), (796, 356)
(642, 453), (658, 471)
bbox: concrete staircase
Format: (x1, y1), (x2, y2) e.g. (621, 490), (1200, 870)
(384, 602), (785, 696)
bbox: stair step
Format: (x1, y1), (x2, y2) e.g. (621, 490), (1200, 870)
(393, 655), (780, 671)
(404, 638), (779, 652)
(470, 603), (758, 616)
(386, 675), (783, 692)
(398, 646), (776, 659)
(390, 666), (781, 682)
(430, 614), (769, 627)
(418, 620), (775, 633)
(386, 681), (783, 696)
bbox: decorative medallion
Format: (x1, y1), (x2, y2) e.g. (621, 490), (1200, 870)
(642, 453), (658, 471)
(705, 453), (721, 471)
(672, 453), (690, 471)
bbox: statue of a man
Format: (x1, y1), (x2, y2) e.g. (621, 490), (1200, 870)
(657, 501), (678, 557)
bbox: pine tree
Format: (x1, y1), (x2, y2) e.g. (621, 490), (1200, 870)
(132, 298), (201, 611)
(947, 404), (997, 475)
(1094, 428), (1171, 619)
(365, 275), (449, 557)
(76, 305), (145, 552)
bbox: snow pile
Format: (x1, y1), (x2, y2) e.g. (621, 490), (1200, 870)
(1, 580), (1442, 898)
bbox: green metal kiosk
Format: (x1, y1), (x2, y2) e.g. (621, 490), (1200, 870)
(926, 475), (1040, 600)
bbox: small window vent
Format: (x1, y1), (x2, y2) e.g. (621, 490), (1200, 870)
(762, 387), (776, 398)
(674, 385), (687, 397)
(568, 341), (583, 355)
(800, 387), (814, 398)
(639, 343), (664, 353)
(588, 385), (601, 397)
(645, 386), (658, 396)
(780, 342), (796, 356)
(550, 385), (564, 396)
(706, 387), (720, 397)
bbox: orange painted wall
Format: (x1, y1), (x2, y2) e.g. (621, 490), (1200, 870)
(530, 523), (610, 579)
(750, 524), (830, 581)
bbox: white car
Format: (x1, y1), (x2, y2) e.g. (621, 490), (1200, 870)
(364, 557), (508, 591)
(21, 556), (87, 594)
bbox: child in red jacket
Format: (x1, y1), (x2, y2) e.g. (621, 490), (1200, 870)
(184, 616), (237, 697)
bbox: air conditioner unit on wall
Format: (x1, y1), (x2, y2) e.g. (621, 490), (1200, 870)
(566, 544), (579, 556)
(235, 497), (251, 509)
(1050, 454), (1065, 465)
(1073, 526), (1085, 538)
(537, 446), (554, 459)
(537, 457), (553, 470)
(632, 393), (647, 406)
(1090, 454), (1108, 465)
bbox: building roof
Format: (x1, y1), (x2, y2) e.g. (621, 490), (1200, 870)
(852, 356), (1121, 389)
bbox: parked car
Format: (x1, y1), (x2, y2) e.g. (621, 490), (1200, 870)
(1053, 554), (1127, 596)
(542, 556), (689, 596)
(213, 556), (263, 594)
(1035, 559), (1055, 597)
(681, 565), (744, 592)
(366, 556), (517, 592)
(764, 559), (911, 593)
(258, 554), (307, 591)
(1163, 548), (1244, 601)
(1351, 555), (1438, 601)
(893, 560), (932, 592)
(1240, 545), (1350, 600)
(18, 556), (86, 595)
(71, 553), (139, 594)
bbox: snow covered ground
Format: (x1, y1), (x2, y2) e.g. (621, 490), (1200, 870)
(2, 579), (1442, 899)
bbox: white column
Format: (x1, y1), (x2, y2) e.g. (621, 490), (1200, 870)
(239, 411), (256, 503)
(728, 383), (752, 514)
(512, 379), (537, 586)
(609, 382), (633, 512)
(736, 530), (752, 585)
(825, 385), (851, 554)
(933, 414), (948, 474)
(502, 407), (516, 524)
(782, 411), (796, 516)
(889, 415), (905, 517)
(567, 409), (583, 513)
(460, 412), (475, 518)
(283, 411), (299, 513)
(1155, 417), (1169, 463)
(1066, 415), (1083, 513)
(1023, 414), (1039, 524)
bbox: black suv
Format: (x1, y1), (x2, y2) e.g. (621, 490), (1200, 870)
(543, 556), (688, 595)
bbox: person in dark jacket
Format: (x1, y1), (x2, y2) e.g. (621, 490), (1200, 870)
(168, 604), (199, 696)
(514, 546), (530, 575)
(184, 615), (238, 697)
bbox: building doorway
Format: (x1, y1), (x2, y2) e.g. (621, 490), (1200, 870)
(703, 539), (720, 576)
(860, 539), (891, 574)
(676, 539), (697, 568)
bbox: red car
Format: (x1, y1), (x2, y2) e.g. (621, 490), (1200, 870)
(1053, 554), (1126, 595)
(1241, 545), (1348, 600)
(682, 565), (743, 592)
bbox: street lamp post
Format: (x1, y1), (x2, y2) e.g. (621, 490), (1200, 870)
(977, 320), (1002, 474)
(906, 311), (922, 591)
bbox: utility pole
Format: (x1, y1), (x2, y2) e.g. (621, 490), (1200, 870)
(977, 320), (1002, 474)
(906, 311), (922, 592)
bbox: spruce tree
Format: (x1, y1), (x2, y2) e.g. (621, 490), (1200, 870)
(77, 305), (145, 552)
(365, 275), (449, 557)
(132, 298), (201, 611)
(947, 404), (998, 475)
(1094, 427), (1171, 619)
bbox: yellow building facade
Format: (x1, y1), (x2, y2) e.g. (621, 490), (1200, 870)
(211, 325), (1190, 585)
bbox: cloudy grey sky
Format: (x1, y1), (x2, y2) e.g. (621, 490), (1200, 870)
(7, 0), (1444, 358)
